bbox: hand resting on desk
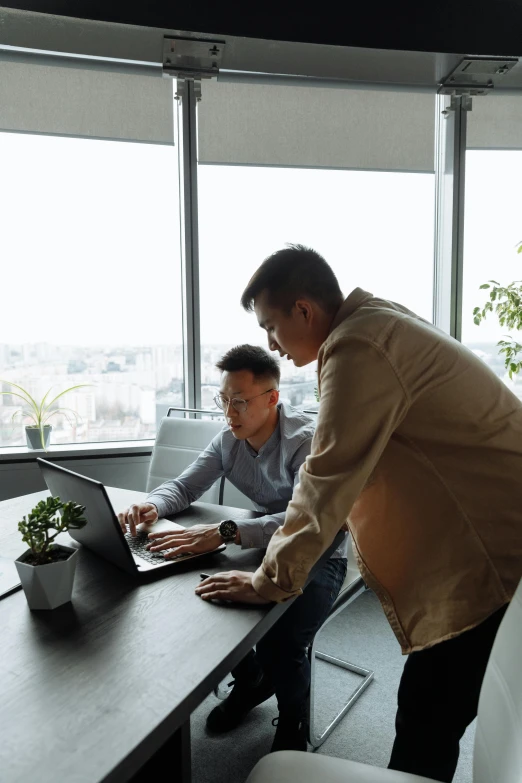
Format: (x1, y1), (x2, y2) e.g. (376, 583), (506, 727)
(195, 570), (272, 605)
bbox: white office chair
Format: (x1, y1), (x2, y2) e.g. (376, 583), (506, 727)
(146, 413), (224, 502)
(147, 409), (254, 508)
(246, 577), (522, 783)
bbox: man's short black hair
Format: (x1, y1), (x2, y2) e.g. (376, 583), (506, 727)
(240, 244), (344, 314)
(216, 344), (280, 386)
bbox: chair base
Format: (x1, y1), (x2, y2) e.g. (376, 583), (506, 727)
(215, 579), (375, 748)
(308, 648), (374, 749)
(214, 652), (374, 751)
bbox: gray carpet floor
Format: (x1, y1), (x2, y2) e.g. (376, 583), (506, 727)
(191, 590), (475, 783)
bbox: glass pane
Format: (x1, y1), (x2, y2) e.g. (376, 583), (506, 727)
(0, 132), (183, 448)
(462, 150), (522, 398)
(198, 165), (435, 410)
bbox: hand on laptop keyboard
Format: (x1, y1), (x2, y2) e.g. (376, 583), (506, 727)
(147, 523), (223, 559)
(125, 530), (194, 564)
(118, 503), (159, 536)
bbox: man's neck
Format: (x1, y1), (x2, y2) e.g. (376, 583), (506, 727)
(246, 407), (280, 453)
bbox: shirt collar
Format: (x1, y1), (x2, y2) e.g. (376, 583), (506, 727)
(329, 288), (374, 334)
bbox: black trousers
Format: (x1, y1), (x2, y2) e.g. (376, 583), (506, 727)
(388, 603), (508, 782)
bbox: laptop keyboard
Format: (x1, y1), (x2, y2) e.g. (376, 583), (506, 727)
(125, 531), (191, 565)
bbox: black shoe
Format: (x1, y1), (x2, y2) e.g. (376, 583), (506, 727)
(270, 715), (308, 752)
(206, 675), (275, 733)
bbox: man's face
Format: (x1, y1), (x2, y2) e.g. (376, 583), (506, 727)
(254, 291), (324, 367)
(218, 369), (278, 441)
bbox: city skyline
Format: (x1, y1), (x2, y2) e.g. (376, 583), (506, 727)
(0, 339), (319, 448)
(1, 335), (521, 449)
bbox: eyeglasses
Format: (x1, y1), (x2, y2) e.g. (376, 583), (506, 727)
(213, 388), (276, 414)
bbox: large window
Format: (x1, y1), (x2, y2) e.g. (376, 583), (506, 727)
(0, 63), (442, 450)
(0, 132), (183, 448)
(198, 165), (434, 409)
(197, 80), (436, 410)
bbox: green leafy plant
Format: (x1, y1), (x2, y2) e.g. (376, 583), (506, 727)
(18, 496), (87, 565)
(0, 380), (91, 449)
(474, 242), (522, 380)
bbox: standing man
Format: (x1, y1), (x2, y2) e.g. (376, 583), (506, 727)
(195, 245), (522, 782)
(119, 344), (348, 752)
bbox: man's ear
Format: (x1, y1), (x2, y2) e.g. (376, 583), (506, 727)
(268, 389), (280, 408)
(294, 299), (314, 323)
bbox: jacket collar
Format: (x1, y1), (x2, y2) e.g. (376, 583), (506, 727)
(329, 288), (374, 334)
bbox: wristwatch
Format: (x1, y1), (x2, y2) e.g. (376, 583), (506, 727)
(218, 519), (238, 543)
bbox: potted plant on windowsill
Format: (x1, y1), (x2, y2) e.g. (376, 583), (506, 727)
(0, 380), (90, 450)
(15, 496), (87, 610)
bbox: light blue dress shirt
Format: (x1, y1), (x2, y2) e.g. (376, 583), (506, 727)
(146, 402), (347, 558)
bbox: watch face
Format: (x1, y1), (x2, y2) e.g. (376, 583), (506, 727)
(219, 519), (237, 539)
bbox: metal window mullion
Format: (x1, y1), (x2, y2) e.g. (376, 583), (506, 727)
(433, 94), (469, 339)
(452, 101), (468, 342)
(177, 78), (202, 412)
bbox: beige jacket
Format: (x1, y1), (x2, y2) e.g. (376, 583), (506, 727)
(252, 289), (522, 653)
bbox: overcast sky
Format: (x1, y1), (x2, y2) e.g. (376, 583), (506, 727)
(1, 132), (520, 349)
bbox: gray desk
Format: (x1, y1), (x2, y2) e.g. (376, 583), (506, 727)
(0, 488), (291, 783)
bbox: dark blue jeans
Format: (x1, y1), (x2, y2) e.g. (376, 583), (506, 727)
(232, 557), (347, 720)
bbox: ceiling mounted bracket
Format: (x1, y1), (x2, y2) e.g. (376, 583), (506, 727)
(163, 37), (225, 80)
(438, 56), (518, 96)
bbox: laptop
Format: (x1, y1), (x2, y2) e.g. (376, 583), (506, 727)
(37, 457), (226, 578)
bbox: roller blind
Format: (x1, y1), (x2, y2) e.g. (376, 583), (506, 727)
(198, 79), (435, 173)
(0, 59), (174, 144)
(467, 96), (522, 150)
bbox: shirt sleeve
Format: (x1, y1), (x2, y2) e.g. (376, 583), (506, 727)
(236, 439), (312, 549)
(146, 433), (225, 519)
(252, 336), (410, 602)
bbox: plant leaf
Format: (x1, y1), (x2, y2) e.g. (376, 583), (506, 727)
(0, 381), (40, 417)
(38, 388), (54, 420)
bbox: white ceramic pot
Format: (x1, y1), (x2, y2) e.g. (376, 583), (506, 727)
(14, 545), (78, 610)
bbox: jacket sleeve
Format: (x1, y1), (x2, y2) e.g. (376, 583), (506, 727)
(252, 337), (410, 602)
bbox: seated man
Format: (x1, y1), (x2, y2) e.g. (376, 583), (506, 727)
(118, 344), (348, 752)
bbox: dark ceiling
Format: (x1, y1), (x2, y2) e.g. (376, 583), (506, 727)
(1, 1), (521, 57)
